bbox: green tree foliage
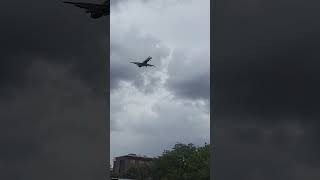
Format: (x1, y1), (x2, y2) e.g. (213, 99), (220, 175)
(185, 143), (210, 179)
(125, 143), (210, 180)
(152, 143), (210, 180)
(125, 164), (153, 180)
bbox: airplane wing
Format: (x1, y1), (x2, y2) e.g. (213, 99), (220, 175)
(63, 1), (103, 9)
(130, 62), (140, 65)
(146, 64), (155, 67)
(143, 57), (152, 64)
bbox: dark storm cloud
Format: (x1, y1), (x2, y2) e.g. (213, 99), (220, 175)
(213, 0), (320, 179)
(0, 61), (107, 179)
(0, 0), (108, 94)
(1, 0), (108, 179)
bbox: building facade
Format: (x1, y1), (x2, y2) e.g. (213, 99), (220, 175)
(112, 154), (154, 176)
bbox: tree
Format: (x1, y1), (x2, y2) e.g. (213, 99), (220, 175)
(125, 163), (153, 180)
(185, 143), (210, 179)
(120, 143), (210, 180)
(151, 143), (210, 180)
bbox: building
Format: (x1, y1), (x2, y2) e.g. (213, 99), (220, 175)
(112, 154), (154, 176)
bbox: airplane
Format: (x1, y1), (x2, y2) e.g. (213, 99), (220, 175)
(130, 56), (155, 68)
(63, 0), (110, 19)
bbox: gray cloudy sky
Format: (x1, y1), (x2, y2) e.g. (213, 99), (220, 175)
(213, 0), (320, 179)
(1, 0), (108, 179)
(4, 0), (320, 179)
(110, 0), (210, 163)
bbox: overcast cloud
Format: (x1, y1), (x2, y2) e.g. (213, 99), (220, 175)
(213, 0), (320, 179)
(1, 0), (108, 179)
(110, 0), (210, 163)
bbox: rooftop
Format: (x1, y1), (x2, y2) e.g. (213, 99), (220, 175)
(114, 154), (154, 161)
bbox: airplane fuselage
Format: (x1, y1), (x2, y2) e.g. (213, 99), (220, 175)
(130, 56), (155, 68)
(131, 62), (154, 67)
(137, 63), (149, 67)
(64, 1), (109, 18)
